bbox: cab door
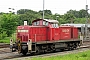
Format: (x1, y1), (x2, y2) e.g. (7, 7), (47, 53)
(52, 24), (60, 40)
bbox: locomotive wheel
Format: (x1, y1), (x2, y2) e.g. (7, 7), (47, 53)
(74, 43), (78, 49)
(52, 44), (56, 52)
(53, 49), (56, 52)
(22, 49), (28, 55)
(35, 46), (40, 55)
(60, 49), (64, 51)
(22, 51), (27, 55)
(67, 43), (73, 51)
(68, 47), (72, 51)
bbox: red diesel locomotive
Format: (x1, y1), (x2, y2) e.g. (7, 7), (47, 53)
(11, 19), (82, 55)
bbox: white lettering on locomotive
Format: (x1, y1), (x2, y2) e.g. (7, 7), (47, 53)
(18, 30), (28, 32)
(62, 29), (69, 32)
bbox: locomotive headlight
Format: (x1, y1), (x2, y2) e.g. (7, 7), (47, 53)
(27, 42), (28, 45)
(27, 39), (31, 45)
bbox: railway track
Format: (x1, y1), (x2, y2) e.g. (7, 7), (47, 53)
(0, 48), (11, 54)
(0, 43), (10, 48)
(83, 40), (90, 46)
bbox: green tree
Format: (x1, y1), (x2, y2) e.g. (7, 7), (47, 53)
(17, 9), (38, 14)
(1, 13), (18, 37)
(39, 10), (52, 15)
(67, 10), (80, 18)
(79, 9), (86, 18)
(63, 13), (75, 23)
(67, 9), (87, 18)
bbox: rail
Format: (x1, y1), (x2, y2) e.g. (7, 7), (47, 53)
(0, 43), (10, 48)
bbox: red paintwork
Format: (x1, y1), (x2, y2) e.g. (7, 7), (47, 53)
(16, 19), (79, 43)
(59, 26), (71, 40)
(17, 25), (29, 42)
(29, 26), (48, 42)
(17, 26), (49, 42)
(59, 26), (78, 40)
(50, 28), (60, 41)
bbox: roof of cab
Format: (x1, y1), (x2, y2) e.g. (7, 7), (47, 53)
(44, 19), (59, 23)
(32, 19), (59, 23)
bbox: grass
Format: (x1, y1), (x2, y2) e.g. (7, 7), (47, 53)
(24, 50), (90, 60)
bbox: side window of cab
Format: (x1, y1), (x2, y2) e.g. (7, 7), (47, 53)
(43, 21), (48, 26)
(37, 21), (39, 25)
(46, 22), (48, 26)
(34, 22), (37, 25)
(43, 21), (46, 25)
(56, 24), (59, 28)
(51, 23), (59, 28)
(33, 21), (40, 26)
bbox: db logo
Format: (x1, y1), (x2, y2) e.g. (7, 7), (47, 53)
(62, 29), (69, 32)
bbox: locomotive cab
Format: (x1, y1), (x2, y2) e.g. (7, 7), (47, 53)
(32, 19), (60, 41)
(32, 19), (59, 27)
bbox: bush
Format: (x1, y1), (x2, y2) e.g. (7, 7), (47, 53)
(0, 31), (7, 40)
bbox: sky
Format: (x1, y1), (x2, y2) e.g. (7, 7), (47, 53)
(0, 0), (90, 15)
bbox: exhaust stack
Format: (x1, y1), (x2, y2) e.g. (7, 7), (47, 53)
(24, 21), (27, 25)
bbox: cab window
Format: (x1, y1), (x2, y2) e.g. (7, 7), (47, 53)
(51, 23), (59, 28)
(56, 24), (59, 28)
(37, 21), (39, 25)
(46, 22), (48, 26)
(34, 22), (37, 25)
(43, 21), (48, 26)
(43, 21), (46, 25)
(33, 21), (40, 25)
